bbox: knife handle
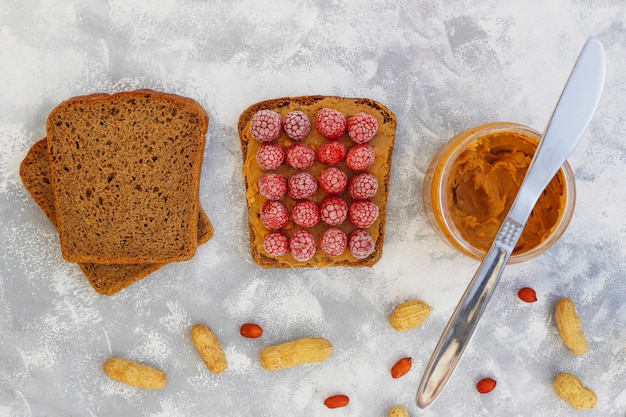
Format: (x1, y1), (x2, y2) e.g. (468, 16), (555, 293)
(416, 219), (522, 408)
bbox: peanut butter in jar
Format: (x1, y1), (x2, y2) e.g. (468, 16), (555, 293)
(423, 122), (576, 263)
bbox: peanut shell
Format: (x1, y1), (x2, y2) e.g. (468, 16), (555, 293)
(553, 372), (597, 410)
(388, 406), (410, 417)
(103, 357), (166, 390)
(554, 297), (588, 356)
(260, 337), (333, 371)
(191, 324), (228, 374)
(388, 299), (433, 331)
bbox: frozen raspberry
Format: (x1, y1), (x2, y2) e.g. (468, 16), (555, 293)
(347, 112), (378, 144)
(316, 108), (347, 139)
(320, 228), (347, 257)
(258, 173), (287, 201)
(319, 167), (348, 194)
(317, 140), (346, 165)
(286, 144), (316, 170)
(349, 200), (379, 228)
(346, 144), (376, 172)
(349, 229), (375, 259)
(288, 172), (318, 199)
(260, 201), (289, 230)
(348, 173), (378, 199)
(320, 196), (348, 226)
(290, 230), (316, 262)
(256, 144), (285, 170)
(251, 110), (282, 143)
(283, 111), (312, 141)
(262, 231), (289, 256)
(291, 200), (320, 228)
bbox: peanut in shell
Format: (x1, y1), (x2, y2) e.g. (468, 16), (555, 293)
(553, 372), (597, 410)
(260, 337), (333, 371)
(388, 299), (433, 331)
(191, 323), (228, 374)
(103, 357), (167, 390)
(388, 406), (410, 417)
(554, 297), (588, 356)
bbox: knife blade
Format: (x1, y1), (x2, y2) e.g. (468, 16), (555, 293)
(416, 36), (606, 409)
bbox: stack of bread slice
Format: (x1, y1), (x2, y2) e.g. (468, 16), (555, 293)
(20, 90), (212, 295)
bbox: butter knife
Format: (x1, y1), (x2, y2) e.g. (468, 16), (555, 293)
(416, 37), (606, 408)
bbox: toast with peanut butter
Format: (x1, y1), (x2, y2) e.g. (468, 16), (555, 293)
(238, 96), (396, 268)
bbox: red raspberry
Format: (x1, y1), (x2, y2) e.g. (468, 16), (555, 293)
(283, 110), (311, 141)
(291, 200), (320, 228)
(260, 201), (289, 230)
(288, 172), (318, 199)
(349, 229), (375, 259)
(319, 167), (347, 194)
(349, 200), (379, 228)
(320, 228), (347, 257)
(316, 108), (347, 139)
(286, 144), (316, 170)
(256, 144), (285, 170)
(262, 231), (289, 256)
(290, 230), (316, 262)
(320, 196), (348, 226)
(347, 112), (378, 144)
(348, 173), (378, 199)
(258, 173), (287, 201)
(346, 144), (375, 172)
(317, 140), (346, 165)
(250, 110), (282, 143)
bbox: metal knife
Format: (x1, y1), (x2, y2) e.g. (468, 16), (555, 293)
(416, 37), (606, 408)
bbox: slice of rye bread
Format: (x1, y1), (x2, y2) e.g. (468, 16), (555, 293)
(46, 89), (208, 264)
(238, 96), (396, 268)
(20, 138), (214, 295)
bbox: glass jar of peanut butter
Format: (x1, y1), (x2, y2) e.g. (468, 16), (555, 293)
(423, 122), (575, 263)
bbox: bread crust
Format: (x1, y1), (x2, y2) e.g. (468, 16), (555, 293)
(46, 90), (208, 264)
(238, 96), (396, 268)
(20, 138), (214, 295)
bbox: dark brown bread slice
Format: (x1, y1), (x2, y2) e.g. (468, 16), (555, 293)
(20, 138), (214, 295)
(238, 96), (396, 268)
(46, 90), (208, 264)
(79, 208), (212, 295)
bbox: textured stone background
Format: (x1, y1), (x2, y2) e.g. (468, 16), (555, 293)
(1, 1), (625, 416)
